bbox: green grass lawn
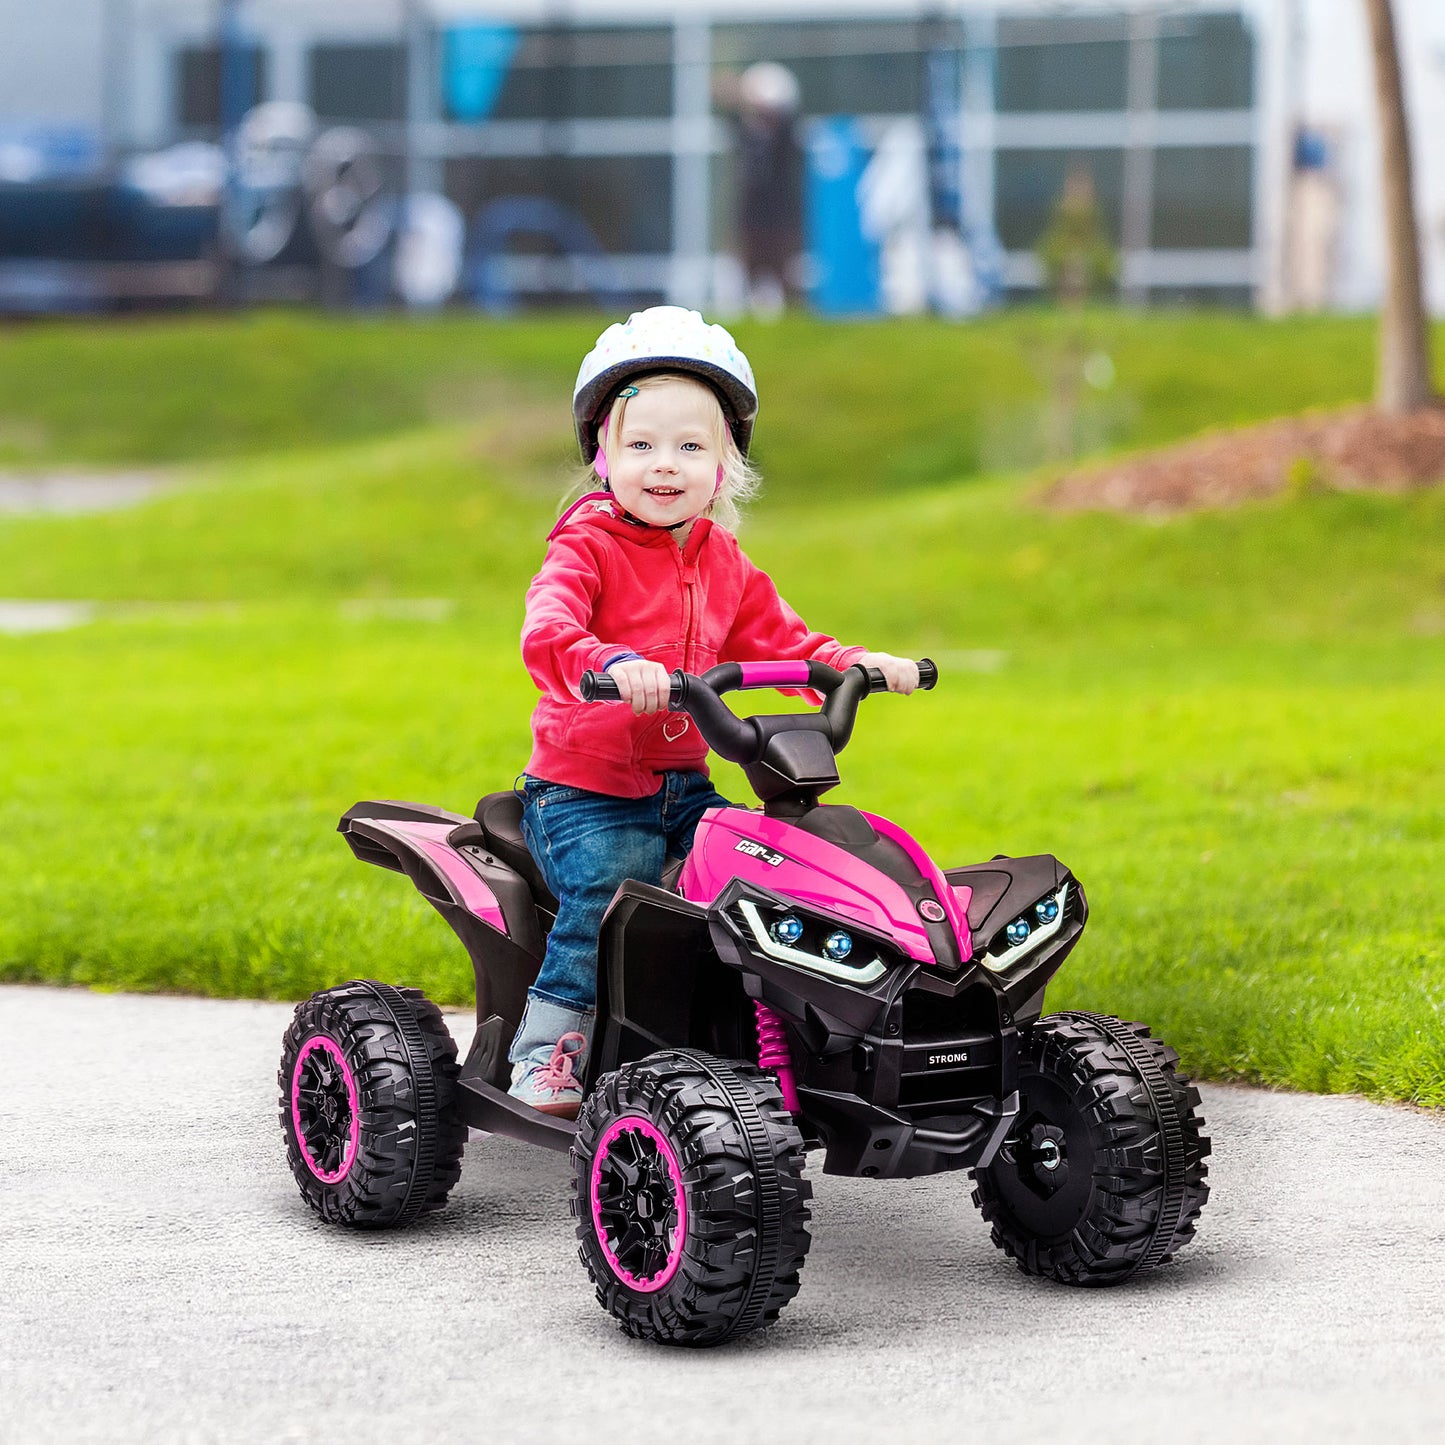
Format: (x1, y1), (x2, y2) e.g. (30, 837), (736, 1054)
(0, 308), (1429, 499)
(1, 311), (1442, 1105)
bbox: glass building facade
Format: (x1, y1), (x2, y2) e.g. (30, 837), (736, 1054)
(159, 4), (1262, 309)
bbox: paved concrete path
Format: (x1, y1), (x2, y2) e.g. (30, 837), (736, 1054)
(0, 471), (169, 516)
(2, 985), (1442, 1445)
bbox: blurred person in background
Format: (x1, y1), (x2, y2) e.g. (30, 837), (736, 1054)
(716, 62), (804, 318)
(1285, 128), (1342, 312)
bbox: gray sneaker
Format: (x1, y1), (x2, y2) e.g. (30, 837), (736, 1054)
(508, 1031), (588, 1119)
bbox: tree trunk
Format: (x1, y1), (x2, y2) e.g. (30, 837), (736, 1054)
(1362, 0), (1436, 411)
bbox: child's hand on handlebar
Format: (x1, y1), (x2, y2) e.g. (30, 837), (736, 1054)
(857, 652), (921, 695)
(606, 658), (674, 714)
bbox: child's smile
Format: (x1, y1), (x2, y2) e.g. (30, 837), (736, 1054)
(604, 382), (721, 537)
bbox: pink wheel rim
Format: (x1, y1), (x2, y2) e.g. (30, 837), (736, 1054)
(291, 1034), (361, 1184)
(590, 1115), (687, 1293)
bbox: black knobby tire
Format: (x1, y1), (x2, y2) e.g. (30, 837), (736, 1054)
(971, 1011), (1210, 1285)
(278, 980), (467, 1228)
(571, 1049), (812, 1347)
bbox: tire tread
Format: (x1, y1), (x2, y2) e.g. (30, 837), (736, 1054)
(971, 1012), (1210, 1285)
(571, 1049), (812, 1347)
(278, 980), (466, 1229)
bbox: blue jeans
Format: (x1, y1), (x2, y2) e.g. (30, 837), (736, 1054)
(518, 770), (733, 1013)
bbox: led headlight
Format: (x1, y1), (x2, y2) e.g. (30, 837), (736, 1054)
(738, 900), (887, 985)
(981, 883), (1071, 975)
(770, 915), (804, 946)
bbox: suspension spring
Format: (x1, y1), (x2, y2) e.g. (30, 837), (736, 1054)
(753, 1001), (801, 1113)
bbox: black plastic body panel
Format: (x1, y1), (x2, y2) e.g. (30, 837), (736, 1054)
(949, 854), (1067, 942)
(593, 882), (753, 1083)
(744, 718), (841, 802)
(946, 854), (1089, 1016)
(454, 1075), (576, 1152)
(339, 800), (543, 1048)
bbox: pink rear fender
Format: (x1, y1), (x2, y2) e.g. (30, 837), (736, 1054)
(350, 818), (509, 936)
(678, 807), (970, 965)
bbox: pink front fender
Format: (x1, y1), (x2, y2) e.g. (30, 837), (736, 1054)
(678, 807), (971, 965)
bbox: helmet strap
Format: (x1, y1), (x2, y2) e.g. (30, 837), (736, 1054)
(619, 508), (692, 533)
(593, 415), (611, 480)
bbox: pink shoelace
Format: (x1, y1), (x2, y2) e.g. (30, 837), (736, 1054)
(535, 1031), (588, 1097)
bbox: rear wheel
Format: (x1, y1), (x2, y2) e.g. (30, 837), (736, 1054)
(571, 1049), (811, 1347)
(278, 980), (466, 1228)
(971, 1011), (1210, 1285)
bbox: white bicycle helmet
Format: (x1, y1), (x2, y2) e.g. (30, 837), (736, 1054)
(573, 306), (758, 461)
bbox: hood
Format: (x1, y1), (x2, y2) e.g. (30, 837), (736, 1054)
(548, 490), (716, 552)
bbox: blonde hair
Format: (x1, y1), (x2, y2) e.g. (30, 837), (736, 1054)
(564, 372), (761, 532)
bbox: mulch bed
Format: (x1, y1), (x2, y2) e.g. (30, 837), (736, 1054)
(1042, 403), (1445, 515)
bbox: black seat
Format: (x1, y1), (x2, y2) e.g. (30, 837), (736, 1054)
(475, 791), (686, 907)
(475, 792), (558, 912)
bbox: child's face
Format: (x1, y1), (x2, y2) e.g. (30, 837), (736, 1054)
(604, 382), (721, 528)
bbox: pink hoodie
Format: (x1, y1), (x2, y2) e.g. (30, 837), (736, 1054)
(521, 495), (866, 797)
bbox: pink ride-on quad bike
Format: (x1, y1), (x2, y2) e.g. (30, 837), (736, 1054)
(278, 659), (1210, 1347)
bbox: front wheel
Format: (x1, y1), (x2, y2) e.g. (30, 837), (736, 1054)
(972, 1011), (1210, 1285)
(571, 1049), (812, 1347)
(278, 980), (467, 1228)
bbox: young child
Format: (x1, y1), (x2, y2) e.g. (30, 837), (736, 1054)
(510, 306), (918, 1116)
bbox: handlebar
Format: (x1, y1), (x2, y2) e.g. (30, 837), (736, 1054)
(578, 658), (937, 766)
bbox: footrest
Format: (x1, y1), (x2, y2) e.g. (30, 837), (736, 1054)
(455, 1071), (577, 1153)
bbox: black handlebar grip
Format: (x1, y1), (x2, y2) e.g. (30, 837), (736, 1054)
(579, 669), (687, 707)
(863, 658), (939, 693)
(579, 670), (621, 702)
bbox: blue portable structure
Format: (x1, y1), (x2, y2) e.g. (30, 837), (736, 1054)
(805, 117), (879, 316)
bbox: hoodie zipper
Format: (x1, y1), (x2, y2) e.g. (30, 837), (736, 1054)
(657, 533), (700, 750)
(678, 530), (701, 672)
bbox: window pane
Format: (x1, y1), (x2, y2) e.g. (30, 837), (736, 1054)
(715, 18), (935, 64)
(995, 16), (1129, 112)
(778, 52), (924, 115)
(713, 20), (951, 114)
(486, 28), (673, 120)
(1157, 13), (1254, 110)
(176, 45), (268, 128)
(1151, 146), (1252, 247)
(309, 44), (407, 123)
(994, 148), (1124, 250)
(1146, 285), (1252, 308)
